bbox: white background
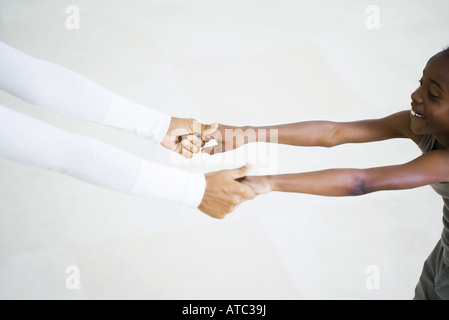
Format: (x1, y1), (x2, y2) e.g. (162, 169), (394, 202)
(0, 0), (448, 299)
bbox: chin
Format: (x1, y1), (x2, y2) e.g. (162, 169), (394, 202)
(410, 117), (428, 135)
(410, 122), (427, 135)
(411, 127), (425, 135)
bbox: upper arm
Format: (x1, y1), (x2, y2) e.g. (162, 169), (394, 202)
(360, 150), (449, 194)
(332, 110), (422, 146)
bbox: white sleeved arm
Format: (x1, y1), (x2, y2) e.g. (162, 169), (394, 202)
(0, 41), (171, 143)
(0, 105), (206, 207)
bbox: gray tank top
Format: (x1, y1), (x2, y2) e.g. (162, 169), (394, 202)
(418, 134), (449, 266)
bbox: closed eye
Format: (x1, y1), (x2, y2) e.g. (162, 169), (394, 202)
(428, 91), (439, 99)
(419, 79), (440, 100)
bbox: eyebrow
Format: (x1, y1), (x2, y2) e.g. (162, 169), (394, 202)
(423, 69), (446, 93)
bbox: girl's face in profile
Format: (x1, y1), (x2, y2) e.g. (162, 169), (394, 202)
(410, 52), (449, 139)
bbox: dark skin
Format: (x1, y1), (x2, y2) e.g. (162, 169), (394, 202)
(201, 51), (449, 197)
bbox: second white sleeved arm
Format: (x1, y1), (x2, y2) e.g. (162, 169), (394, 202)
(0, 41), (171, 143)
(0, 105), (206, 208)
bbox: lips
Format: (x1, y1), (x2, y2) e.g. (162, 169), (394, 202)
(411, 107), (425, 119)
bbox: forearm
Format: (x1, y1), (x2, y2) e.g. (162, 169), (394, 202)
(0, 41), (171, 143)
(256, 149), (449, 197)
(0, 104), (205, 207)
(268, 169), (366, 197)
(245, 121), (337, 147)
(245, 112), (414, 148)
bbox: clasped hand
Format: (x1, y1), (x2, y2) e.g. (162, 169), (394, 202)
(160, 118), (270, 219)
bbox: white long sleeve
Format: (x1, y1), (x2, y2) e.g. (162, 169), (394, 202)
(0, 105), (206, 207)
(0, 41), (206, 207)
(0, 41), (171, 143)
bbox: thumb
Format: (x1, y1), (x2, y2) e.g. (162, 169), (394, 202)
(230, 163), (253, 179)
(201, 123), (218, 141)
(201, 144), (222, 155)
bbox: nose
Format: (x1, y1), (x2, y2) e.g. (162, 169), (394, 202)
(411, 86), (424, 104)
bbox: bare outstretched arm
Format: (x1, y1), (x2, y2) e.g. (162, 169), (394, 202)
(202, 111), (422, 154)
(241, 149), (449, 196)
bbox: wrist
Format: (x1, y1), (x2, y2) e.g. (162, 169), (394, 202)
(267, 175), (276, 192)
(242, 125), (258, 144)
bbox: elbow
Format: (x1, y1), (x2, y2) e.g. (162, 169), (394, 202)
(323, 123), (340, 148)
(349, 172), (372, 196)
(321, 141), (336, 148)
(350, 181), (368, 196)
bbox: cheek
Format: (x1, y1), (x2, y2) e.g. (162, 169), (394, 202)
(426, 101), (449, 129)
